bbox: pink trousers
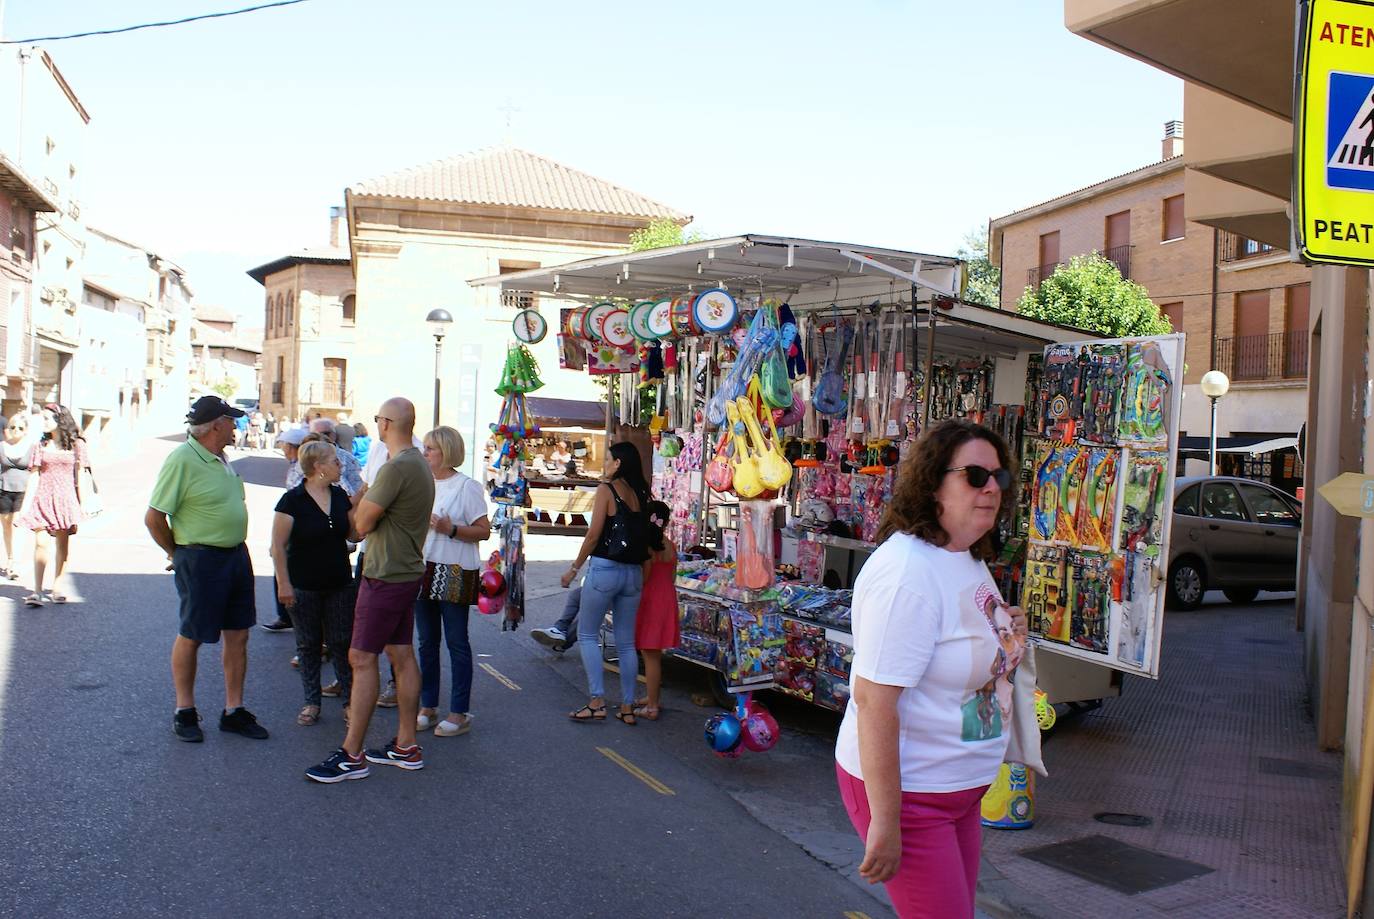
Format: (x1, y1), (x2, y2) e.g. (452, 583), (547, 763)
(836, 764), (988, 919)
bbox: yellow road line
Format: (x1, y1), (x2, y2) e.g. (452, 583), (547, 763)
(843, 912), (873, 919)
(602, 661), (647, 684)
(478, 662), (521, 691)
(597, 746), (676, 796)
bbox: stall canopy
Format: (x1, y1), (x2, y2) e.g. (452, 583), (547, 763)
(1177, 434), (1299, 456)
(527, 396), (609, 429)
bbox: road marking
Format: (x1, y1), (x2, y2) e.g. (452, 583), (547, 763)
(478, 662), (521, 691)
(844, 912), (873, 919)
(603, 661), (647, 684)
(597, 746), (675, 796)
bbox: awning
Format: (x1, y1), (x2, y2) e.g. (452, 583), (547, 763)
(1178, 435), (1299, 456)
(527, 396), (609, 429)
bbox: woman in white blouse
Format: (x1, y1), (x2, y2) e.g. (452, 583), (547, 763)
(413, 427), (490, 737)
(835, 419), (1027, 919)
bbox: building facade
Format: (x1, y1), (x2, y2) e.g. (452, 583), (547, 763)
(990, 129), (1312, 491)
(341, 145), (688, 477)
(0, 154), (56, 419)
(189, 303), (260, 402)
(1063, 0), (1373, 909)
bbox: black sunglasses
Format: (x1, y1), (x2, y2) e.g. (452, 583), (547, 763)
(946, 465), (1012, 490)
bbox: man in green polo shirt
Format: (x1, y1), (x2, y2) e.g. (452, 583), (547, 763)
(146, 396), (270, 744)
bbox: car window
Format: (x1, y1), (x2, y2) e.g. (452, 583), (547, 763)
(1237, 483), (1300, 526)
(1174, 484), (1200, 516)
(1200, 482), (1249, 522)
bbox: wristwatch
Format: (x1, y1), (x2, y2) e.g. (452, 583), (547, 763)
(449, 524), (458, 539)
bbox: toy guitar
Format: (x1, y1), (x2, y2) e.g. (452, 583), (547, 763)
(850, 319), (867, 436)
(738, 393), (792, 491)
(813, 313), (852, 417)
(886, 318), (906, 438)
(704, 427), (734, 493)
(726, 400), (763, 498)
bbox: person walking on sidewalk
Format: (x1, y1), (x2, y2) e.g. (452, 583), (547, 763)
(306, 397), (433, 783)
(18, 403), (90, 606)
(559, 441), (650, 726)
(414, 427), (490, 738)
(834, 419), (1027, 919)
(273, 441), (356, 727)
(0, 413), (31, 581)
(145, 396), (269, 744)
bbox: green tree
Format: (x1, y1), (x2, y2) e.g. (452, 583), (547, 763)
(628, 218), (704, 252)
(212, 380), (237, 400)
(1017, 252), (1173, 337)
(956, 227), (1001, 307)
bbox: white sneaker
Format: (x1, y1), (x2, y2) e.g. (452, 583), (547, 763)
(531, 626), (567, 649)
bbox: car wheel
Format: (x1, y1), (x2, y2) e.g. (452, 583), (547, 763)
(1167, 558), (1206, 611)
(1223, 587), (1260, 605)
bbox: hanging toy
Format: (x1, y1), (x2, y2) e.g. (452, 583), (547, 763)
(476, 550), (507, 615)
(741, 699), (780, 753)
(779, 303), (806, 377)
(642, 341), (664, 383)
(663, 340), (678, 372)
(705, 711), (743, 754)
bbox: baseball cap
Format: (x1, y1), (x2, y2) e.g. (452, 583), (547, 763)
(275, 428), (306, 447)
(187, 396), (246, 425)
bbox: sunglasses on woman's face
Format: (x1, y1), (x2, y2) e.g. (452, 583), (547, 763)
(945, 465), (1012, 491)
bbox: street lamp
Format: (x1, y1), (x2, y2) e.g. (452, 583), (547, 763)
(1200, 369), (1230, 476)
(426, 308), (454, 427)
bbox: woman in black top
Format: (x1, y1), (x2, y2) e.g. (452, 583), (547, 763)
(560, 441), (650, 724)
(272, 441), (356, 726)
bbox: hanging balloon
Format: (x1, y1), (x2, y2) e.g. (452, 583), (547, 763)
(704, 713), (743, 753)
(741, 707), (781, 753)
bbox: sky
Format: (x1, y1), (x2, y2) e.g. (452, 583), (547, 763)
(3, 0), (1181, 323)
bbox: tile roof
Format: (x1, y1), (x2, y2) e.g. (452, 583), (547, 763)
(349, 146), (689, 221)
(245, 247), (351, 284)
(193, 303), (237, 323)
(991, 155), (1184, 228)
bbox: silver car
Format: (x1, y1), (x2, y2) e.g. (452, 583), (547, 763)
(1166, 475), (1301, 610)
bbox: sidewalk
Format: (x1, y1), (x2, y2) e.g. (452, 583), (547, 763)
(979, 594), (1345, 917)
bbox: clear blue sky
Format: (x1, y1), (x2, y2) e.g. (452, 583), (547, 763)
(5, 0), (1180, 322)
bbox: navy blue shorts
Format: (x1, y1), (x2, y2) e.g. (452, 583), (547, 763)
(172, 544), (256, 643)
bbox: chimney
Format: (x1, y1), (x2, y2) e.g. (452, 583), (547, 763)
(329, 206), (343, 248)
(1162, 120), (1184, 159)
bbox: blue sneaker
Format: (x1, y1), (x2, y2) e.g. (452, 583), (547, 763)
(305, 748), (369, 784)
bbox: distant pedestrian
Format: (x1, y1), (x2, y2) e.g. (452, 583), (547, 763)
(265, 413), (277, 436)
(0, 413), (30, 581)
(18, 403), (90, 606)
(273, 441), (355, 727)
(632, 501), (679, 721)
(414, 427), (489, 738)
(834, 419), (1027, 919)
(306, 397), (433, 784)
(559, 441), (651, 725)
(351, 422), (372, 466)
(309, 418), (363, 496)
(233, 413), (249, 449)
(145, 396), (269, 744)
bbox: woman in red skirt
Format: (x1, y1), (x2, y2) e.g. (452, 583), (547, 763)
(633, 500), (679, 720)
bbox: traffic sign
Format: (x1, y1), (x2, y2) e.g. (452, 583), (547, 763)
(1295, 0), (1374, 265)
(1317, 471), (1374, 517)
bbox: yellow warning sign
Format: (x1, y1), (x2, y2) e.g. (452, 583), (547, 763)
(1296, 0), (1374, 265)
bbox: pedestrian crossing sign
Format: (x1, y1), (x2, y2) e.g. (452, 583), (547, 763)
(1295, 0), (1374, 265)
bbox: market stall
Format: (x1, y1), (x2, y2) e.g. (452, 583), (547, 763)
(471, 235), (1184, 708)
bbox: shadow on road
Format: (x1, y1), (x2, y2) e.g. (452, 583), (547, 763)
(231, 454), (286, 487)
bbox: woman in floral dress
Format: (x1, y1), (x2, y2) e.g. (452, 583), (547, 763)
(19, 404), (89, 606)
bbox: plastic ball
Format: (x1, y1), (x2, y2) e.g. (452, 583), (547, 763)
(741, 709), (780, 752)
(476, 593), (503, 615)
(704, 713), (743, 753)
(479, 569), (506, 598)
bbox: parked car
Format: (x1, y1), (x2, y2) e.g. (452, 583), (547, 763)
(1166, 475), (1301, 610)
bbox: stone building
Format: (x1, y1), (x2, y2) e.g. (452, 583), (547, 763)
(990, 123), (1311, 491)
(189, 303), (260, 402)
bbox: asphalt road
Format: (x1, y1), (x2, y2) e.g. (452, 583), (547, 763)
(0, 435), (896, 919)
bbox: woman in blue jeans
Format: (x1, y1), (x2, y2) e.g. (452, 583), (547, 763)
(414, 427), (491, 737)
(560, 441), (650, 725)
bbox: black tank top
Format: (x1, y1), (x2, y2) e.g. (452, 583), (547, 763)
(592, 483), (648, 564)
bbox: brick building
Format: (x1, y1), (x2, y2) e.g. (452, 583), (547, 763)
(989, 123), (1311, 491)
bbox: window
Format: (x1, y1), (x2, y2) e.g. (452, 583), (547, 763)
(1105, 210), (1131, 251)
(1287, 283), (1310, 335)
(499, 261), (539, 311)
(1038, 231), (1060, 270)
(1160, 301), (1183, 333)
(1174, 484), (1200, 516)
(1200, 482), (1249, 522)
(1162, 195), (1185, 241)
(1237, 483), (1300, 527)
(341, 294), (356, 325)
(286, 293), (294, 328)
(323, 358), (347, 405)
(1234, 291), (1271, 379)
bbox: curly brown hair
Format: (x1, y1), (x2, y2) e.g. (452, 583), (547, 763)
(875, 418), (1015, 561)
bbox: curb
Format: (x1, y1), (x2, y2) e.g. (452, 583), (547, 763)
(977, 857), (1059, 919)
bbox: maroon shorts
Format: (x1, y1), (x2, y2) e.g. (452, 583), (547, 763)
(351, 576), (422, 654)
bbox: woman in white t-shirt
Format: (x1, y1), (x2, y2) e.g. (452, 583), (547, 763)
(835, 419), (1027, 919)
(414, 427), (491, 738)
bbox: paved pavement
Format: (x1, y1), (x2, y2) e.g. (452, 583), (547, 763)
(0, 435), (899, 919)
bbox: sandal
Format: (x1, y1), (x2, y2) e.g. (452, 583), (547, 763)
(297, 705), (320, 726)
(22, 593), (43, 608)
(569, 702), (606, 723)
(435, 714), (473, 737)
(632, 703), (660, 721)
(615, 708), (637, 726)
(417, 711), (440, 732)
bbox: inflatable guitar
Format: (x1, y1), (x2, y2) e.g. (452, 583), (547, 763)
(813, 317), (852, 417)
(726, 400), (763, 498)
(738, 393), (792, 491)
(704, 427), (734, 493)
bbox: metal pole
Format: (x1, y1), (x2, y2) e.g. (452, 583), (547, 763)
(432, 336), (442, 428)
(921, 294), (938, 432)
(1209, 396), (1218, 476)
(697, 339), (715, 544)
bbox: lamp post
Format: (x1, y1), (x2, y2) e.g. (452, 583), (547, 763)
(1200, 369), (1230, 476)
(426, 308), (453, 427)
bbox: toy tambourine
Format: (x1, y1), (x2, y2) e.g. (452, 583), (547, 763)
(565, 306), (590, 339)
(671, 295), (698, 337)
(647, 299), (674, 339)
(512, 309), (547, 344)
(585, 302), (616, 343)
(628, 301), (656, 342)
(692, 288), (737, 334)
(602, 308), (634, 349)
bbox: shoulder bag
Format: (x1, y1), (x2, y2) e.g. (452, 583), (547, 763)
(601, 484), (648, 564)
(424, 476), (480, 605)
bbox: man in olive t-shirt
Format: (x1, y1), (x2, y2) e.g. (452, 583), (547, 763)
(306, 397), (434, 784)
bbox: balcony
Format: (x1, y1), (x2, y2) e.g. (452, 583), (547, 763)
(1025, 245), (1132, 290)
(303, 383), (351, 408)
(1219, 231), (1276, 264)
(1212, 331), (1308, 382)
